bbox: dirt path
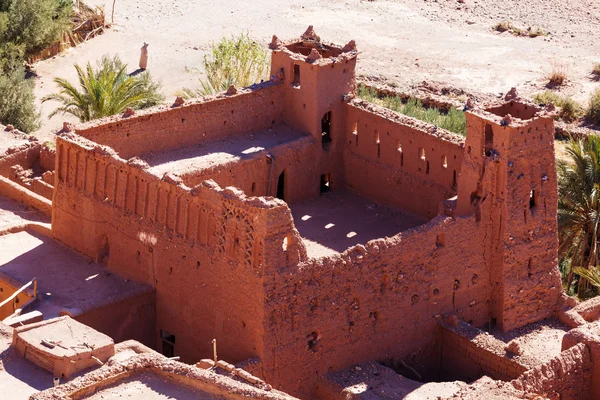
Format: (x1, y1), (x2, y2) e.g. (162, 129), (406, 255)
(33, 0), (600, 138)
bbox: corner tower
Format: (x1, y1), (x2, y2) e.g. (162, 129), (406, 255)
(456, 97), (562, 331)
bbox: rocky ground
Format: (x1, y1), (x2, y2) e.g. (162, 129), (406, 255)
(32, 0), (600, 139)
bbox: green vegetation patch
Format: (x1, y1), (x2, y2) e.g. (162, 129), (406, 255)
(531, 91), (583, 123)
(357, 86), (467, 136)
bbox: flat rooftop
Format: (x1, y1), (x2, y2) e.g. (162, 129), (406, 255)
(291, 190), (426, 258)
(81, 371), (227, 400)
(0, 230), (152, 318)
(141, 124), (310, 184)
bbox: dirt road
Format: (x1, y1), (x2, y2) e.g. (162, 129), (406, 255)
(33, 0), (600, 136)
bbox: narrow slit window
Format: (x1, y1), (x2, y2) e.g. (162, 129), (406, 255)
(321, 112), (332, 149)
(419, 147), (426, 161)
(484, 124), (494, 156)
(442, 155), (448, 168)
(320, 174), (331, 193)
(292, 64), (301, 86)
(160, 329), (175, 358)
(529, 189), (536, 209)
(376, 132), (380, 158)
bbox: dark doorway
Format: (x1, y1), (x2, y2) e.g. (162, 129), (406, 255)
(160, 329), (175, 358)
(321, 111), (332, 149)
(277, 170), (285, 200)
(320, 174), (330, 193)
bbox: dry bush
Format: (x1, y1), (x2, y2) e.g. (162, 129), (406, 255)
(593, 63), (600, 78)
(588, 89), (600, 125)
(547, 61), (568, 87)
(532, 91), (583, 123)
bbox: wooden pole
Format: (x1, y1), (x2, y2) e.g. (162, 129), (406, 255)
(0, 278), (36, 311)
(112, 0), (116, 24)
(212, 339), (217, 362)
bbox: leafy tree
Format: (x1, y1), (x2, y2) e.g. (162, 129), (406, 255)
(0, 68), (40, 132)
(43, 55), (165, 122)
(558, 136), (600, 296)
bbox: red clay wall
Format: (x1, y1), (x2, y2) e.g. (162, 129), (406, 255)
(74, 84), (285, 159)
(261, 215), (490, 397)
(343, 101), (464, 219)
(440, 320), (528, 382)
(52, 135), (306, 365)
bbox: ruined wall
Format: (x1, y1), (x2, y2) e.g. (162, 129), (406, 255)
(52, 135), (306, 365)
(261, 214), (490, 397)
(440, 320), (528, 382)
(511, 343), (591, 400)
(74, 83), (285, 159)
(0, 272), (34, 320)
(343, 101), (464, 219)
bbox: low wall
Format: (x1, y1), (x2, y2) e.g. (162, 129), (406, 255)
(0, 143), (40, 177)
(0, 176), (52, 217)
(343, 101), (464, 219)
(75, 83), (285, 159)
(0, 272), (35, 320)
(440, 319), (529, 383)
(261, 214), (490, 397)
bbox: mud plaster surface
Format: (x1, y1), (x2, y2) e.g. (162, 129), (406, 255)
(142, 125), (308, 179)
(0, 326), (54, 400)
(0, 230), (151, 318)
(81, 371), (227, 399)
(291, 190), (425, 258)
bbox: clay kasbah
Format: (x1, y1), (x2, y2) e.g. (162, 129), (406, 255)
(0, 26), (598, 400)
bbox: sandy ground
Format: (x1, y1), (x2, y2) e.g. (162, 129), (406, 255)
(291, 190), (425, 258)
(32, 0), (600, 138)
(492, 319), (569, 365)
(0, 196), (49, 232)
(82, 371), (225, 400)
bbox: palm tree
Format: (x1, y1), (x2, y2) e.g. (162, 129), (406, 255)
(43, 55), (164, 122)
(558, 135), (600, 296)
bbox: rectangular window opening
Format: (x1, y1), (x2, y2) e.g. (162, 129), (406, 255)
(292, 64), (301, 87)
(320, 174), (331, 194)
(376, 132), (381, 158)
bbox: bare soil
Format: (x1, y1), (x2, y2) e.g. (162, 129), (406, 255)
(33, 0), (600, 138)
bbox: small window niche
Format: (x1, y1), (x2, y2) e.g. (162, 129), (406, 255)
(277, 170), (286, 200)
(292, 64), (301, 87)
(320, 174), (331, 194)
(419, 147), (426, 161)
(484, 124), (494, 156)
(352, 122), (358, 146)
(321, 111), (332, 149)
(442, 155), (448, 168)
(160, 329), (175, 358)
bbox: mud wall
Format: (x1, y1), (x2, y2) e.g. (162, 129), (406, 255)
(74, 84), (285, 159)
(261, 215), (490, 397)
(52, 135), (306, 365)
(343, 101), (464, 219)
(440, 320), (528, 382)
(511, 343), (591, 400)
(0, 272), (34, 320)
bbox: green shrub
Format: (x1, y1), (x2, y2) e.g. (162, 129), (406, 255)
(43, 54), (165, 122)
(357, 86), (467, 136)
(0, 68), (40, 132)
(588, 89), (600, 125)
(180, 32), (269, 98)
(531, 91), (583, 123)
(2, 0), (73, 58)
